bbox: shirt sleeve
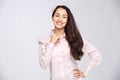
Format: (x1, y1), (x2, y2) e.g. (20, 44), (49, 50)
(82, 38), (102, 76)
(38, 38), (55, 69)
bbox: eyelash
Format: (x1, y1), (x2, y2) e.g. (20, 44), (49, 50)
(55, 15), (67, 18)
(56, 15), (59, 17)
(63, 17), (67, 18)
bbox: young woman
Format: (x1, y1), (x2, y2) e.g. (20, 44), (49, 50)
(38, 5), (102, 80)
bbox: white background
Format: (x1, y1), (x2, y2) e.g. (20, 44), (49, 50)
(0, 0), (120, 80)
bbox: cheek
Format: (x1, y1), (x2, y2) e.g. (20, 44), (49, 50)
(52, 19), (57, 24)
(52, 17), (57, 22)
(64, 19), (68, 24)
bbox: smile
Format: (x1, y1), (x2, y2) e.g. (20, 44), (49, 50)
(56, 22), (63, 26)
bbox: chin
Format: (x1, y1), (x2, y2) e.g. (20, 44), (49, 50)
(56, 24), (66, 28)
(56, 26), (64, 29)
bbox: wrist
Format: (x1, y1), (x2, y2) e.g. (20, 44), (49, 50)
(50, 39), (56, 43)
(82, 71), (88, 77)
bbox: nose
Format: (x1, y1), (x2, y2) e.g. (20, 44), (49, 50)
(58, 17), (62, 22)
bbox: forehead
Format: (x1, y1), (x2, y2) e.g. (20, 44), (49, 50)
(55, 8), (67, 15)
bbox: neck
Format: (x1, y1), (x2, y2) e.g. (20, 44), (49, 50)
(54, 28), (65, 35)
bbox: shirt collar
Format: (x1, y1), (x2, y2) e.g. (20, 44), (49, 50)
(51, 29), (66, 39)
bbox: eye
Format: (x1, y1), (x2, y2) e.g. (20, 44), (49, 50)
(62, 14), (67, 19)
(63, 16), (67, 19)
(55, 15), (59, 17)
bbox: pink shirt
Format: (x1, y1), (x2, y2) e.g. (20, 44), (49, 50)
(38, 32), (102, 80)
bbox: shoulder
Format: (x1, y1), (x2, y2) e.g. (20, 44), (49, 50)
(82, 37), (89, 45)
(38, 35), (51, 44)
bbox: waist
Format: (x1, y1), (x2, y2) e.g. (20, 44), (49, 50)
(50, 63), (78, 79)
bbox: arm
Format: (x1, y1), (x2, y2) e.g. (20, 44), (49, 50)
(38, 31), (61, 69)
(38, 38), (55, 69)
(82, 39), (102, 76)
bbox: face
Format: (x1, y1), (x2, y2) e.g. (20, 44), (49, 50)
(52, 8), (68, 30)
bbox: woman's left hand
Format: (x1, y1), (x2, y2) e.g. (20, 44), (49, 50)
(73, 69), (86, 79)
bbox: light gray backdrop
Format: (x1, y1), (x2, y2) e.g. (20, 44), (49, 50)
(0, 0), (120, 80)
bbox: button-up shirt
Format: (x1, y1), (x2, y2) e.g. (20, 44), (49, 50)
(38, 32), (102, 80)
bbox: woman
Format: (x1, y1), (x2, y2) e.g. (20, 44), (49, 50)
(38, 5), (102, 80)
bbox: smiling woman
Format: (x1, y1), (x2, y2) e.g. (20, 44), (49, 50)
(38, 5), (102, 80)
(52, 7), (68, 30)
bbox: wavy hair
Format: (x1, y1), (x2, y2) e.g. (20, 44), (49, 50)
(52, 5), (84, 60)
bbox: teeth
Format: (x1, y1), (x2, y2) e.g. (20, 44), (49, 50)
(57, 22), (62, 25)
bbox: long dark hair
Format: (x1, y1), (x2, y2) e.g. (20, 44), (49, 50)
(52, 5), (84, 60)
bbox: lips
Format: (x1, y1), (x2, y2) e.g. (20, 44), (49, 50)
(56, 22), (63, 26)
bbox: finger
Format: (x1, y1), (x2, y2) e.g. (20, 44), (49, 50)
(74, 69), (81, 73)
(75, 72), (85, 78)
(74, 71), (79, 74)
(73, 71), (81, 77)
(74, 73), (81, 77)
(74, 73), (82, 79)
(73, 71), (86, 79)
(73, 70), (84, 78)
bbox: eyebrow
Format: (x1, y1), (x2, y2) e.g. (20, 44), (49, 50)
(55, 13), (67, 16)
